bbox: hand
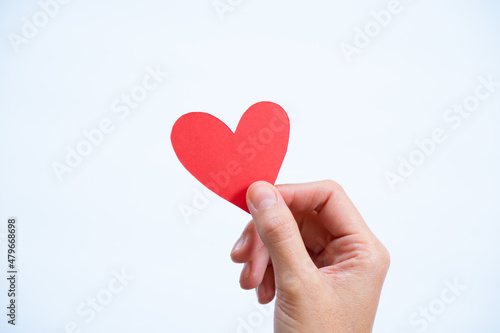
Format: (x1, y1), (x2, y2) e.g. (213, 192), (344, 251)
(231, 180), (390, 332)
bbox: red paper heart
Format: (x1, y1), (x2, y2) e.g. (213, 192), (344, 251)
(171, 101), (290, 213)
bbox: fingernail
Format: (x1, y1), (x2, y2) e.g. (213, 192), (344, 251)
(240, 263), (251, 281)
(231, 235), (247, 254)
(249, 183), (278, 212)
(257, 284), (267, 301)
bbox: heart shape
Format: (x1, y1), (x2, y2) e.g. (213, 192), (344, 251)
(171, 101), (290, 213)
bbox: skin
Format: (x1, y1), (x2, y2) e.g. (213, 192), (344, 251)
(231, 180), (390, 332)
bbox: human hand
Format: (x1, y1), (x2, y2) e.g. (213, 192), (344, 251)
(231, 180), (390, 332)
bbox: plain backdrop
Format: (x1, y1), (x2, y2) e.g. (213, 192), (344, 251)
(1, 0), (499, 332)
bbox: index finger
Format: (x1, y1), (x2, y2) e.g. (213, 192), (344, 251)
(276, 180), (370, 238)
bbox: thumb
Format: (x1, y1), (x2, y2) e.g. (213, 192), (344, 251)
(246, 181), (315, 284)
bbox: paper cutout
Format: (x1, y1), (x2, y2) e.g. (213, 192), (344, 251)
(171, 101), (290, 213)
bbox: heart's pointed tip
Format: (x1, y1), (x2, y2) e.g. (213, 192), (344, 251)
(238, 202), (251, 214)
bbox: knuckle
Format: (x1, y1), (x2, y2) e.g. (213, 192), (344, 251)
(259, 214), (294, 244)
(366, 242), (391, 275)
(322, 179), (344, 194)
(379, 244), (391, 270)
(260, 214), (298, 248)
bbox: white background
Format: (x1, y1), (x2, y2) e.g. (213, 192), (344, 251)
(1, 0), (499, 332)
